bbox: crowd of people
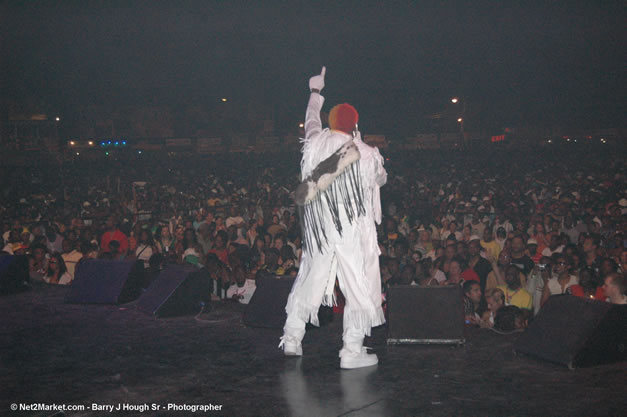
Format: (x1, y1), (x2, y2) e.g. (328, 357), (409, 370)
(1, 144), (626, 331)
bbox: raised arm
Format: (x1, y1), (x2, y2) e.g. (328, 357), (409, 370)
(304, 66), (326, 141)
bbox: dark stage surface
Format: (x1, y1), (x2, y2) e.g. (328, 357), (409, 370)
(1, 285), (625, 417)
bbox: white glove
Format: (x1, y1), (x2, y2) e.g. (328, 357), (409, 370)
(309, 66), (326, 92)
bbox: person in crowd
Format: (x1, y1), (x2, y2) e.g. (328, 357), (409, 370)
(463, 280), (482, 325)
(44, 253), (72, 285)
(540, 254), (579, 306)
(581, 234), (602, 270)
(480, 226), (501, 262)
(481, 288), (505, 327)
(225, 205), (245, 229)
(494, 305), (528, 332)
(28, 243), (49, 282)
(509, 235), (535, 276)
(542, 234), (564, 258)
(486, 250), (526, 290)
(226, 264), (257, 304)
(62, 239), (83, 280)
(494, 227), (507, 250)
(599, 258), (619, 281)
(467, 238), (492, 292)
(444, 259), (464, 286)
(602, 272), (627, 305)
(498, 265), (533, 310)
(525, 256), (551, 314)
(526, 238), (543, 264)
(267, 214), (286, 238)
(208, 230), (229, 265)
(196, 222), (213, 255)
(568, 266), (605, 301)
(416, 228), (433, 255)
(155, 225), (176, 259)
(419, 257), (445, 286)
(135, 228), (154, 268)
(439, 243), (457, 274)
(100, 216), (129, 256)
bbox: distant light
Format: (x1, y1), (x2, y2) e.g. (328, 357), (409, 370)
(566, 138), (570, 142)
(114, 141), (119, 146)
(55, 117), (60, 122)
(122, 140), (126, 145)
(457, 118), (463, 123)
(88, 141), (94, 146)
(451, 98), (459, 104)
(221, 98), (227, 102)
(69, 141), (75, 146)
(548, 139), (552, 143)
(105, 151), (109, 156)
(101, 141), (105, 146)
(107, 141), (112, 145)
(75, 152), (80, 156)
(299, 123), (304, 128)
(138, 150), (142, 154)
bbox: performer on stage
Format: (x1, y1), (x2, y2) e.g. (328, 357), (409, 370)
(279, 66), (387, 369)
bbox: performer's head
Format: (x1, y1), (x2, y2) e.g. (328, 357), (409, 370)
(328, 103), (358, 135)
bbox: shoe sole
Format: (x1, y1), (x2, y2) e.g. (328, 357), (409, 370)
(340, 357), (378, 369)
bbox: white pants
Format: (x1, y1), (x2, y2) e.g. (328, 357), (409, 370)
(283, 213), (384, 348)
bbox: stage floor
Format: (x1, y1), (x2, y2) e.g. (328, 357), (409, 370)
(1, 285), (625, 417)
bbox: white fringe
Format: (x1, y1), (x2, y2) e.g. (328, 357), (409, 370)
(285, 297), (322, 327)
(343, 307), (386, 337)
(321, 291), (337, 308)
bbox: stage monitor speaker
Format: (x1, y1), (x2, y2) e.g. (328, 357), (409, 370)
(66, 259), (144, 304)
(0, 255), (30, 295)
(137, 265), (212, 318)
(243, 275), (296, 328)
(387, 285), (465, 345)
(243, 275), (333, 329)
(514, 295), (627, 368)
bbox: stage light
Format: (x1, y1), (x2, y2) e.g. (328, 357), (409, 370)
(122, 141), (126, 145)
(88, 141), (94, 146)
(55, 117), (60, 121)
(299, 123), (304, 128)
(69, 141), (75, 146)
(75, 152), (80, 156)
(457, 118), (463, 123)
(451, 98), (459, 104)
(221, 98), (227, 102)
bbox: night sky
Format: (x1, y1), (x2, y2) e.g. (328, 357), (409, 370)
(2, 1), (625, 135)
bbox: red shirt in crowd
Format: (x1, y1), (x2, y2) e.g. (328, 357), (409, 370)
(461, 268), (480, 283)
(100, 229), (129, 254)
(569, 285), (606, 302)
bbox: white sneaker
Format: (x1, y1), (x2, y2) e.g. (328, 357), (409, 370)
(340, 347), (378, 369)
(279, 336), (303, 356)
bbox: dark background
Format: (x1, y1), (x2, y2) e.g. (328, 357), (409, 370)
(1, 0), (625, 135)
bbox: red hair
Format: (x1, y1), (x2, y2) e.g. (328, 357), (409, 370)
(328, 103), (358, 134)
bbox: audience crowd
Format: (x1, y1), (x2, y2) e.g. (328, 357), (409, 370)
(2, 145), (626, 331)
